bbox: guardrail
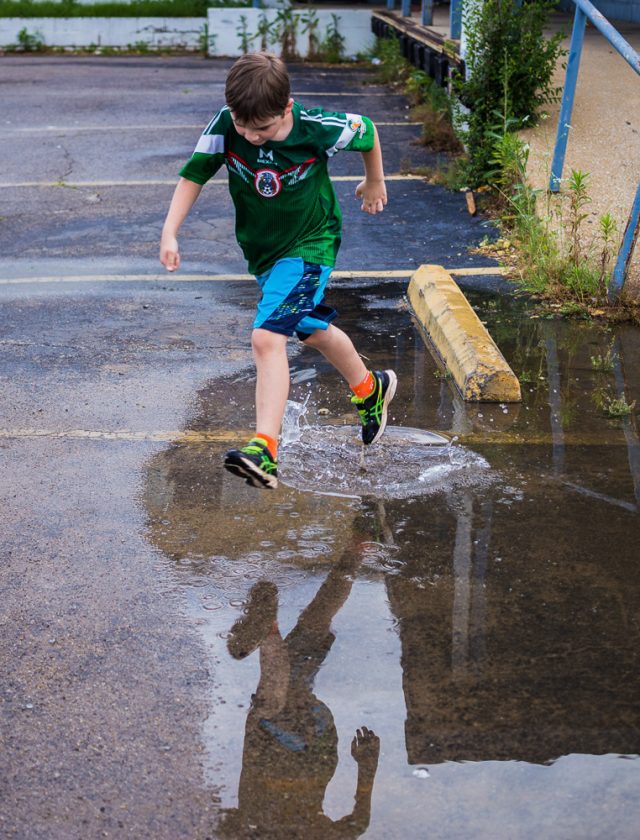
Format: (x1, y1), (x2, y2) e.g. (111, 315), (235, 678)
(549, 0), (640, 300)
(385, 0), (463, 39)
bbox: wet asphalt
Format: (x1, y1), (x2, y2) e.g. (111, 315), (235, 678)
(2, 56), (640, 840)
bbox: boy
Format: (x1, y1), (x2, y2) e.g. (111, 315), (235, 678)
(160, 52), (396, 490)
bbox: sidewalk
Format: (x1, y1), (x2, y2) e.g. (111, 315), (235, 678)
(521, 12), (640, 296)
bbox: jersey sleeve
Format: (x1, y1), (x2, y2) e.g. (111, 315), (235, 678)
(299, 107), (376, 158)
(179, 107), (230, 185)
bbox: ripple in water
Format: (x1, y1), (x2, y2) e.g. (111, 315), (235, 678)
(279, 424), (493, 500)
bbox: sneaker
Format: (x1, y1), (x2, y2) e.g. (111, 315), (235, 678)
(351, 369), (397, 445)
(224, 437), (278, 489)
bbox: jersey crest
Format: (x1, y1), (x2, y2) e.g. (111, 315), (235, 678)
(226, 152), (318, 197)
(255, 168), (281, 198)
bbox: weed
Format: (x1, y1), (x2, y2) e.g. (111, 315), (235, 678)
(273, 1), (299, 62)
(373, 36), (409, 87)
(605, 396), (636, 417)
(433, 368), (453, 381)
(319, 13), (346, 64)
(300, 8), (320, 62)
(236, 15), (253, 55)
(590, 348), (617, 372)
(255, 13), (276, 53)
(13, 27), (46, 52)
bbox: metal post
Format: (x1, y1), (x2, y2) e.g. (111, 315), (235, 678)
(402, 0), (411, 17)
(450, 0), (463, 40)
(387, 0), (395, 10)
(422, 0), (434, 26)
(549, 6), (586, 192)
(609, 182), (640, 301)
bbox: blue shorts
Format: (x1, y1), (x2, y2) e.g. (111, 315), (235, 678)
(253, 257), (338, 340)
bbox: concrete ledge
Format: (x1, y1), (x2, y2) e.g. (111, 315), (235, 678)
(408, 264), (522, 403)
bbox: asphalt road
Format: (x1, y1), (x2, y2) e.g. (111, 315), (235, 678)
(0, 55), (500, 839)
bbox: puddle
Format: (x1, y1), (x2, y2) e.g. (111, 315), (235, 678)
(142, 284), (640, 838)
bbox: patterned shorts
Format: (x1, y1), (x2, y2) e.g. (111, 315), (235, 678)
(253, 257), (338, 340)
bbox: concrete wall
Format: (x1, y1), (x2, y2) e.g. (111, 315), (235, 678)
(0, 8), (376, 55)
(207, 8), (376, 58)
(0, 17), (206, 49)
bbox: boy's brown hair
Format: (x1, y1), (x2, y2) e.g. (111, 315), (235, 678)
(225, 52), (291, 124)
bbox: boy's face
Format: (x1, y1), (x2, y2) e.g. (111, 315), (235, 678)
(230, 99), (294, 146)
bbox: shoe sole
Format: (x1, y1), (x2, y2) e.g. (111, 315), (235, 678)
(368, 369), (398, 445)
(224, 452), (278, 490)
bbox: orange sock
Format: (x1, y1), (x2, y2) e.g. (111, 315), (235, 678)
(255, 432), (278, 459)
(350, 370), (375, 399)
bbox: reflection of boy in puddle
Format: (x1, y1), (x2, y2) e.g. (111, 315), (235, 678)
(219, 557), (379, 839)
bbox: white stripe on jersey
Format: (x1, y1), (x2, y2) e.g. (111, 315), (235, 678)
(203, 106), (229, 135)
(325, 113), (366, 158)
(300, 111), (346, 129)
(194, 134), (225, 156)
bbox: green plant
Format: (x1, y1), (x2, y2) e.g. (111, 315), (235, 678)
(605, 396), (636, 417)
(273, 1), (299, 62)
(15, 26), (45, 51)
(128, 40), (151, 53)
(255, 12), (275, 52)
(300, 7), (320, 61)
(319, 13), (346, 64)
(454, 0), (565, 187)
(236, 14), (253, 54)
(566, 169), (591, 265)
(597, 212), (618, 299)
(373, 35), (409, 87)
(590, 347), (617, 372)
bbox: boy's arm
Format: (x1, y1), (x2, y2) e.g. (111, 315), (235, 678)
(160, 177), (203, 272)
(355, 123), (387, 216)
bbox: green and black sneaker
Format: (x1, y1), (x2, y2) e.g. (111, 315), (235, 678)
(224, 437), (278, 489)
(351, 369), (398, 445)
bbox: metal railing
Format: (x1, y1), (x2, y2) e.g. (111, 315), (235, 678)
(550, 0), (640, 300)
(386, 0), (463, 39)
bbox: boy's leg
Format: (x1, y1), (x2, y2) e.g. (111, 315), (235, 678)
(252, 328), (289, 441)
(302, 324), (367, 384)
(223, 327), (286, 490)
(225, 258), (322, 490)
(303, 325), (397, 446)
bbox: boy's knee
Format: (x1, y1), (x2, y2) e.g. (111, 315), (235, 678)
(251, 327), (286, 355)
(302, 327), (331, 348)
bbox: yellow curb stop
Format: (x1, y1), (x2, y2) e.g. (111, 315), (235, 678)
(408, 264), (521, 403)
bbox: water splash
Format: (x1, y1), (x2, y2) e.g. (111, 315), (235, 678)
(280, 424), (494, 500)
(280, 396), (311, 447)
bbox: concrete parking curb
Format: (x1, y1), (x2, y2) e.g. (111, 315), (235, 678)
(408, 264), (522, 403)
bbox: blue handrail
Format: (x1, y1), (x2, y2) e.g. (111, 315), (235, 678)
(549, 0), (640, 299)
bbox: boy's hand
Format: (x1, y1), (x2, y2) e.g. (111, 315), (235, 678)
(355, 178), (387, 215)
(160, 234), (180, 272)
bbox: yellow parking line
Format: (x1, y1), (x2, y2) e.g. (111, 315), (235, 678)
(0, 267), (506, 286)
(0, 174), (424, 189)
(0, 120), (419, 135)
(0, 427), (630, 447)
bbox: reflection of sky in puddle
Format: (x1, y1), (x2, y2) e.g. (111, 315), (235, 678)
(186, 574), (639, 838)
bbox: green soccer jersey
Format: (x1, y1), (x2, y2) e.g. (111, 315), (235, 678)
(179, 102), (375, 276)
